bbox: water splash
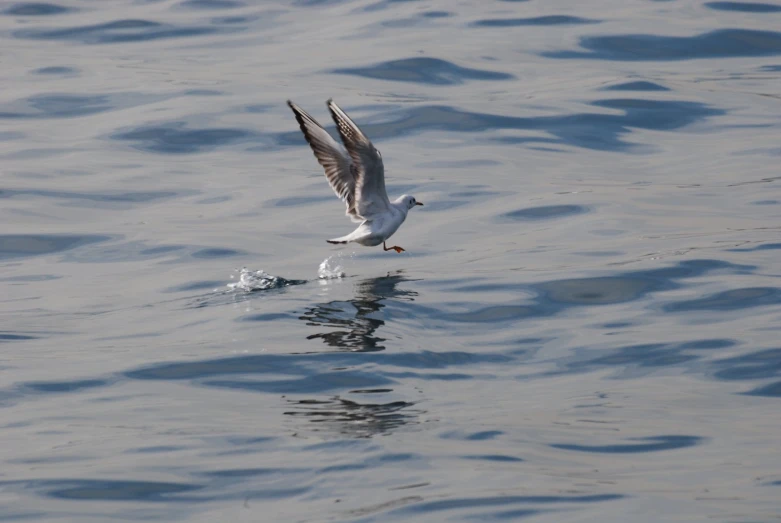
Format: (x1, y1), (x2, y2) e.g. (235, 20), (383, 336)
(226, 268), (303, 292)
(318, 253), (350, 279)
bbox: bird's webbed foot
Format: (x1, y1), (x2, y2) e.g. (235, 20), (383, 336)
(382, 242), (406, 253)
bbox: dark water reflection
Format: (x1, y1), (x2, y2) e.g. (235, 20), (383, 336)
(276, 99), (723, 152)
(123, 349), (508, 387)
(665, 287), (781, 312)
(333, 57), (514, 85)
(551, 435), (704, 453)
(601, 81), (670, 92)
(0, 93), (164, 119)
(112, 122), (257, 154)
(445, 260), (751, 323)
(714, 348), (781, 386)
(284, 395), (420, 438)
(32, 66), (79, 75)
(13, 19), (231, 44)
(391, 494), (624, 518)
(0, 479), (204, 502)
(546, 29), (781, 61)
(745, 381), (781, 397)
(0, 333), (39, 344)
(3, 3), (71, 16)
(179, 0), (245, 9)
(0, 188), (179, 207)
(705, 2), (781, 12)
(0, 234), (110, 260)
(0, 476), (307, 506)
(470, 15), (599, 27)
(499, 204), (589, 222)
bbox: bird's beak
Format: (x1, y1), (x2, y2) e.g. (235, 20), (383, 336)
(415, 202), (424, 206)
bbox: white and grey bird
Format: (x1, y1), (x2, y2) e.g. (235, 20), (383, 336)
(287, 99), (423, 253)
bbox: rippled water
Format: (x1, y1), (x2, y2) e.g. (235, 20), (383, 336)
(2, 0), (781, 521)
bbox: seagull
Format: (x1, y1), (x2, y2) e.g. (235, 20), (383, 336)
(287, 99), (423, 253)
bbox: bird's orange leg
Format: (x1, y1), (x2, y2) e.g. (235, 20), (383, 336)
(383, 241), (405, 253)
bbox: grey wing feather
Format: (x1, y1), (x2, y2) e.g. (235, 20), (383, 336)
(287, 100), (362, 222)
(327, 99), (391, 218)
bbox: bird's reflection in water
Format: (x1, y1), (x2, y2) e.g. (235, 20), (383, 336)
(292, 274), (422, 437)
(299, 273), (418, 352)
(284, 394), (422, 438)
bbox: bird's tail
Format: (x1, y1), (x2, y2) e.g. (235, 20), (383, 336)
(328, 227), (365, 245)
(326, 233), (352, 244)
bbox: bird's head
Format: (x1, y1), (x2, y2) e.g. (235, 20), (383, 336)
(401, 195), (424, 210)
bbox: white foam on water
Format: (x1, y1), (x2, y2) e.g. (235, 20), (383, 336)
(317, 252), (353, 279)
(226, 268), (285, 292)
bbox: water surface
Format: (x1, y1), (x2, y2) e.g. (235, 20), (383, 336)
(2, 0), (781, 521)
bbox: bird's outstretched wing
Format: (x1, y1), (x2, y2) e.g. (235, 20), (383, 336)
(287, 100), (361, 222)
(327, 99), (391, 219)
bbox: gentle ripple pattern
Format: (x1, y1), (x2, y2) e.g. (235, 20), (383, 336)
(2, 0), (781, 521)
